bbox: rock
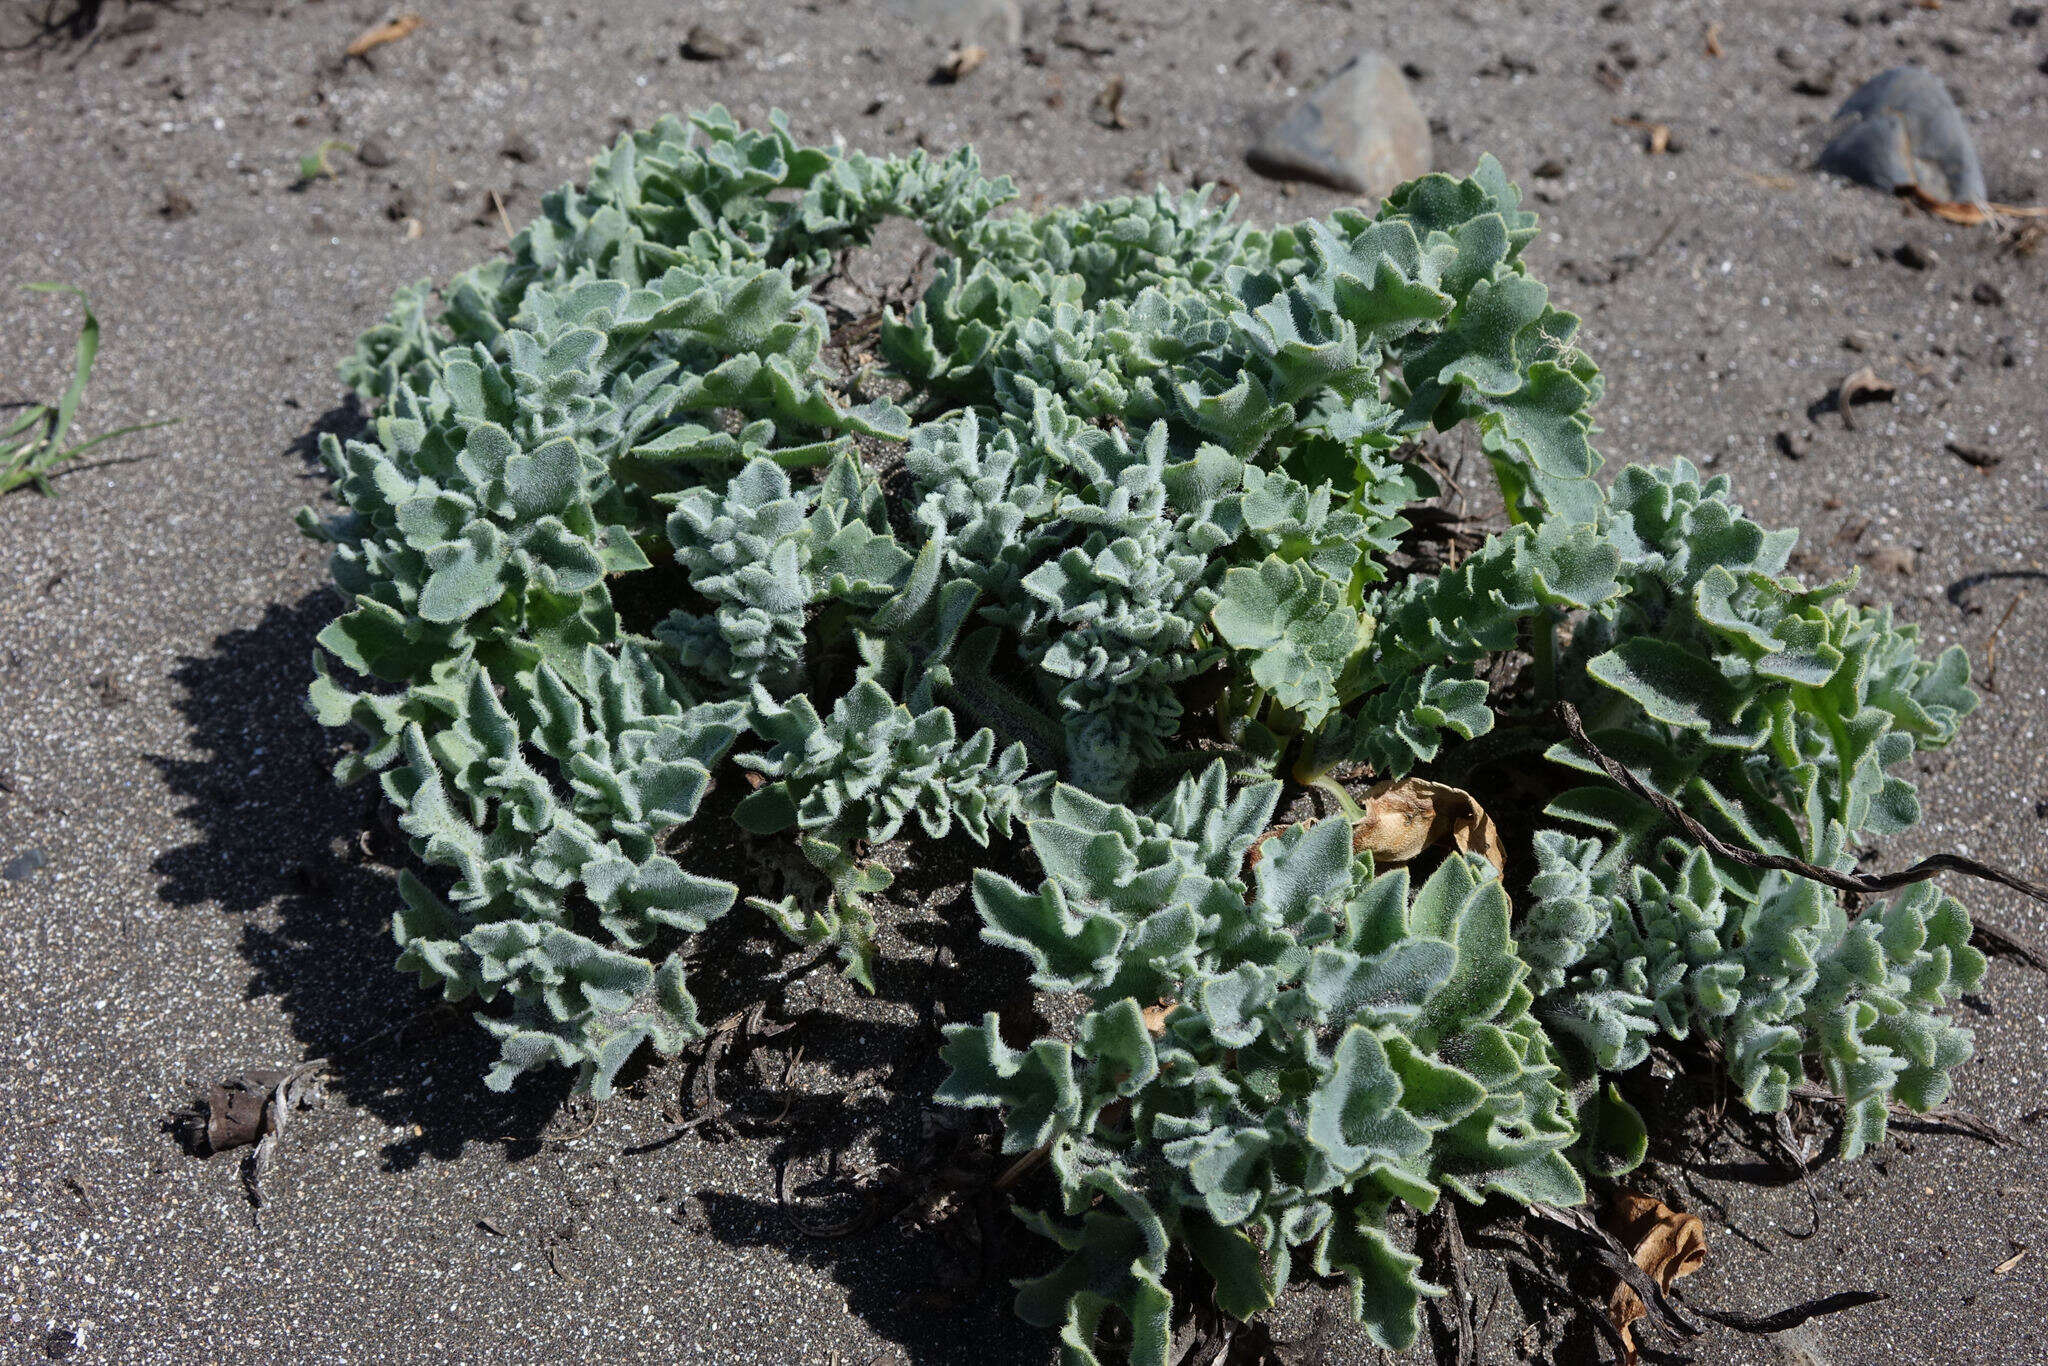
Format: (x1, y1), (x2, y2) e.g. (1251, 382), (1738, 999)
(680, 24), (735, 61)
(1818, 66), (1986, 204)
(158, 186), (195, 221)
(886, 0), (1022, 46)
(1892, 240), (1937, 270)
(356, 135), (397, 168)
(933, 44), (989, 83)
(1247, 52), (1431, 196)
(501, 132), (538, 164)
(2, 847), (49, 882)
(1973, 280), (2005, 306)
(512, 0), (542, 24)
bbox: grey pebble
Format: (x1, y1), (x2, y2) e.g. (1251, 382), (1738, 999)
(1818, 66), (1985, 204)
(3, 847), (49, 882)
(501, 132), (538, 164)
(356, 136), (397, 169)
(1247, 51), (1431, 196)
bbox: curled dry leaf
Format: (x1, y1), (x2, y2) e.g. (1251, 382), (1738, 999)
(1605, 1190), (1708, 1365)
(202, 1069), (293, 1153)
(1836, 366), (1896, 430)
(186, 1062), (327, 1207)
(1350, 778), (1506, 872)
(1142, 1000), (1177, 1036)
(1896, 183), (2048, 226)
(935, 45), (988, 83)
(346, 13), (423, 58)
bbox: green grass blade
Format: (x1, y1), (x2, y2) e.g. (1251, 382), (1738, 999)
(25, 283), (99, 453)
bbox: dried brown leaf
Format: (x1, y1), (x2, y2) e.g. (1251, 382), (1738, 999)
(1896, 184), (2048, 225)
(346, 13), (423, 58)
(1351, 778), (1505, 872)
(1605, 1191), (1708, 1365)
(1837, 366), (1896, 430)
(1703, 22), (1724, 57)
(1142, 1000), (1178, 1036)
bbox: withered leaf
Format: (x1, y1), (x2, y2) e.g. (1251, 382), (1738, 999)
(187, 1061), (326, 1208)
(1350, 778), (1506, 873)
(1836, 366), (1896, 430)
(346, 13), (423, 59)
(202, 1068), (295, 1153)
(1605, 1190), (1708, 1365)
(1896, 183), (2048, 225)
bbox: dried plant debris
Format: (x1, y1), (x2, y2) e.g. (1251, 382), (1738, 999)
(303, 107), (2038, 1363)
(1349, 776), (1505, 871)
(1835, 365), (1897, 428)
(1604, 1191), (1707, 1364)
(176, 1062), (327, 1207)
(345, 13), (422, 60)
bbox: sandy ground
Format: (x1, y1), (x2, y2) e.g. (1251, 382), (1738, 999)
(1, 1), (2045, 1362)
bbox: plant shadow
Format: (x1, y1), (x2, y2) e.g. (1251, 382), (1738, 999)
(144, 408), (1060, 1362)
(149, 589), (572, 1166)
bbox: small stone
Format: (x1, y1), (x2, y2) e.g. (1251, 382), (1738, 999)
(159, 186), (194, 220)
(1893, 241), (1937, 270)
(1818, 66), (1986, 203)
(1598, 0), (1632, 18)
(1792, 73), (1836, 97)
(1773, 430), (1811, 459)
(1972, 280), (2005, 306)
(680, 24), (734, 61)
(1533, 157), (1568, 179)
(501, 132), (538, 163)
(933, 44), (988, 83)
(512, 0), (542, 24)
(1247, 51), (1431, 196)
(1865, 544), (1918, 576)
(2015, 6), (2044, 28)
(2, 847), (48, 882)
(356, 135), (397, 168)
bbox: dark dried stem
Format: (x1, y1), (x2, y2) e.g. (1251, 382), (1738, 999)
(1553, 701), (2048, 916)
